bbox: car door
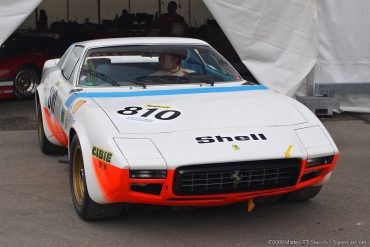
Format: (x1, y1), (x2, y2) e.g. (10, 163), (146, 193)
(45, 45), (84, 132)
(57, 45), (84, 130)
(44, 46), (72, 121)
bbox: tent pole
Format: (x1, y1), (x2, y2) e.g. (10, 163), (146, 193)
(158, 0), (161, 15)
(66, 0), (70, 22)
(129, 0), (131, 14)
(35, 8), (38, 29)
(188, 0), (191, 26)
(97, 0), (101, 24)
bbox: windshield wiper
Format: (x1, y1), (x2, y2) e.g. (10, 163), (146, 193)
(136, 75), (190, 84)
(85, 70), (147, 89)
(84, 70), (120, 86)
(184, 75), (215, 86)
(135, 75), (220, 87)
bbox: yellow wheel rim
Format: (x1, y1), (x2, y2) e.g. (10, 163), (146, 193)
(72, 145), (85, 207)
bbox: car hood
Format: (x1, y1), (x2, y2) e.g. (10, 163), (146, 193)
(91, 86), (307, 134)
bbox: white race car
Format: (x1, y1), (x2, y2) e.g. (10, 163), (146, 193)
(36, 37), (339, 220)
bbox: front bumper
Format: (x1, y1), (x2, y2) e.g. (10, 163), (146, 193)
(92, 154), (339, 206)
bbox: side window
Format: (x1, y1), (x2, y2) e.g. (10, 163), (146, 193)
(198, 50), (239, 79)
(62, 46), (84, 80)
(50, 35), (88, 57)
(57, 46), (73, 68)
(198, 51), (222, 72)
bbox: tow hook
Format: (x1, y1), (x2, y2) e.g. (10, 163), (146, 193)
(248, 198), (255, 213)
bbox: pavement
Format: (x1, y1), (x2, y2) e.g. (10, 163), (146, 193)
(0, 98), (369, 247)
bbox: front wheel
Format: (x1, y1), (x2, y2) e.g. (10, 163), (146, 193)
(69, 135), (123, 220)
(14, 66), (40, 100)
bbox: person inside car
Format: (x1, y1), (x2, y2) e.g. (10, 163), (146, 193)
(151, 53), (192, 76)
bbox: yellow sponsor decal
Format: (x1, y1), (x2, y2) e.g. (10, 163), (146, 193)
(64, 116), (68, 129)
(144, 104), (172, 109)
(232, 145), (241, 151)
(92, 146), (113, 163)
(55, 80), (61, 87)
(72, 100), (87, 114)
(284, 145), (293, 158)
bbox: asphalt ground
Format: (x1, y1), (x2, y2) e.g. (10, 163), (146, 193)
(0, 98), (369, 247)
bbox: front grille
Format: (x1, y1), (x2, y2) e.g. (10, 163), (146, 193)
(173, 159), (301, 196)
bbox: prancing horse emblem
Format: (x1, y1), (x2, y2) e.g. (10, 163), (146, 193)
(231, 170), (242, 185)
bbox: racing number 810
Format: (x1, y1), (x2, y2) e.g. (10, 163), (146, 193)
(117, 107), (181, 120)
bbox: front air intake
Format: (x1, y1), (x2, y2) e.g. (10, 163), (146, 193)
(173, 159), (301, 196)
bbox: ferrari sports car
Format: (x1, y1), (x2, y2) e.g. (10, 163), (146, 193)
(36, 37), (339, 220)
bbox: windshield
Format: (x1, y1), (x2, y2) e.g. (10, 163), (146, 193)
(78, 45), (242, 87)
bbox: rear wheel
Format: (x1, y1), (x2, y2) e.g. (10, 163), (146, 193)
(37, 102), (66, 154)
(280, 186), (322, 202)
(14, 66), (40, 100)
(70, 135), (122, 220)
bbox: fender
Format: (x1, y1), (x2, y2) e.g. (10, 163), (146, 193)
(70, 121), (106, 204)
(288, 96), (339, 153)
(70, 104), (130, 204)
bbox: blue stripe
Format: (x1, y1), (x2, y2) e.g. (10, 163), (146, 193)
(65, 85), (268, 108)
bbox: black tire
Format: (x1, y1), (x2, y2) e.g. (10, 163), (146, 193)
(69, 135), (123, 220)
(37, 102), (67, 155)
(280, 186), (322, 202)
(14, 66), (40, 100)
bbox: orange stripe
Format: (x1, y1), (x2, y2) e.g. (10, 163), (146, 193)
(43, 107), (68, 147)
(92, 157), (127, 202)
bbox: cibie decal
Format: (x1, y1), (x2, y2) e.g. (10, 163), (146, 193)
(92, 146), (113, 163)
(196, 134), (267, 144)
(117, 105), (181, 124)
(72, 100), (87, 114)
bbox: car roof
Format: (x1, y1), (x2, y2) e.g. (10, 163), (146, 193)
(75, 37), (210, 48)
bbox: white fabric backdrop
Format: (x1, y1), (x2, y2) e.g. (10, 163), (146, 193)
(315, 0), (370, 112)
(0, 0), (42, 46)
(203, 0), (319, 96)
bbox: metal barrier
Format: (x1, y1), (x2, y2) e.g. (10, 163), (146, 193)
(298, 82), (370, 116)
(315, 82), (370, 97)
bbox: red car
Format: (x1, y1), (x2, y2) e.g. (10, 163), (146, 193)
(0, 32), (94, 100)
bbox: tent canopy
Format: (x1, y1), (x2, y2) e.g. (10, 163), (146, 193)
(1, 0), (370, 112)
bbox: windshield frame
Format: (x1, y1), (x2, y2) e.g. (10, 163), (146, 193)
(74, 44), (243, 88)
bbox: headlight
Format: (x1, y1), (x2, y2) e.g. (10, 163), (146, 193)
(306, 156), (334, 168)
(114, 138), (167, 172)
(295, 126), (335, 160)
(130, 170), (167, 179)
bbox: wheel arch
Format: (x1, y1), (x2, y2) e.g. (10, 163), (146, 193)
(69, 122), (107, 204)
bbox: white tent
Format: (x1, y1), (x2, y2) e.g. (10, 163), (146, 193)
(0, 0), (42, 46)
(1, 0), (369, 112)
(203, 0), (370, 112)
